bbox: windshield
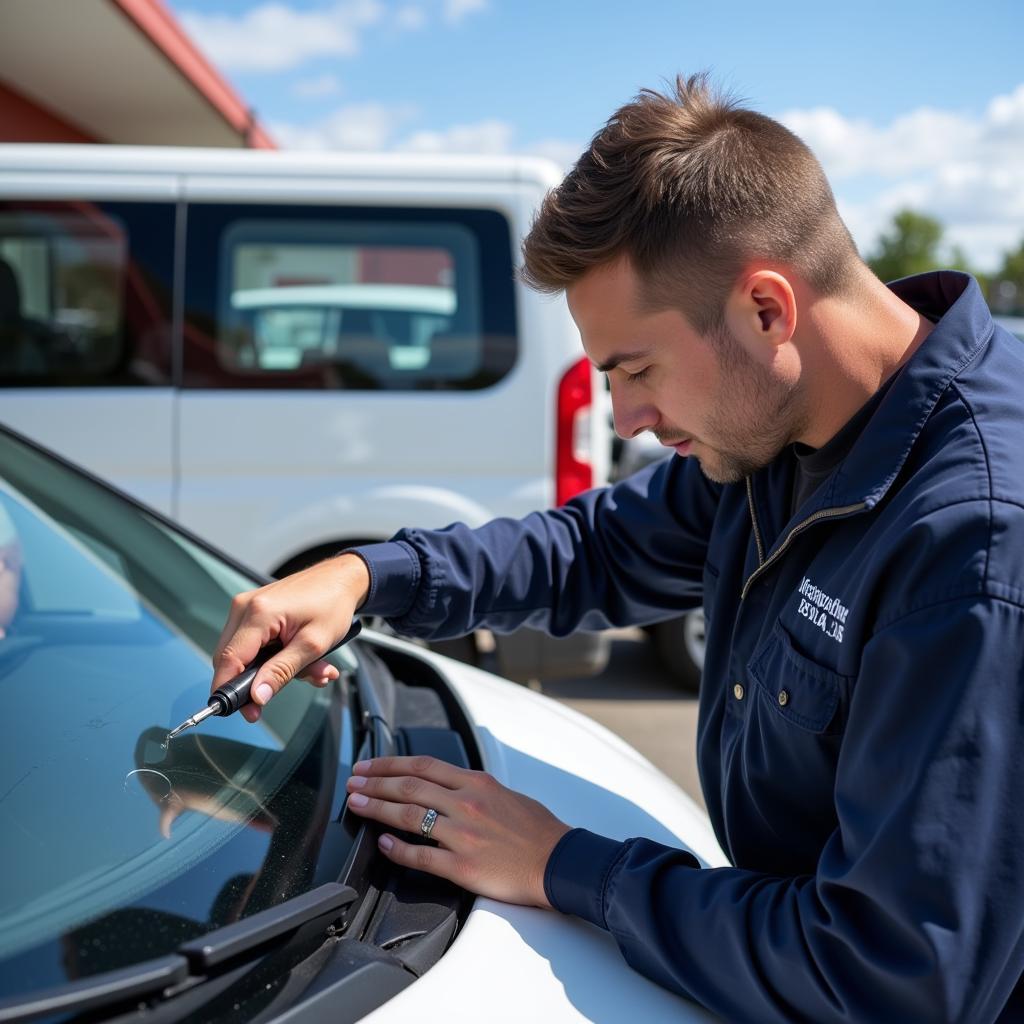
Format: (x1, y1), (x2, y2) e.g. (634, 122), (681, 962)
(0, 430), (359, 994)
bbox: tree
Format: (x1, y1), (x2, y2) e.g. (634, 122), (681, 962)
(989, 238), (1024, 314)
(867, 209), (946, 282)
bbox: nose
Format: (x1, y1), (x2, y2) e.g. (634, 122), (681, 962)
(609, 381), (658, 441)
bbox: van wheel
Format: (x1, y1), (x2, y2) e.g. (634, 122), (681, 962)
(364, 618), (478, 667)
(273, 541), (378, 579)
(273, 544), (479, 667)
(650, 609), (705, 693)
(428, 634), (479, 667)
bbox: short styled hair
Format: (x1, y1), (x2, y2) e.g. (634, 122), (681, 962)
(521, 73), (862, 335)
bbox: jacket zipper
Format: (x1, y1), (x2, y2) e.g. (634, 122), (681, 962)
(742, 476), (866, 600)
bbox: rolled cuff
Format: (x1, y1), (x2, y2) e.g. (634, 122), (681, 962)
(347, 541), (421, 618)
(544, 827), (633, 929)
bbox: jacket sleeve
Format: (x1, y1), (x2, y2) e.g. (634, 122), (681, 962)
(545, 595), (1024, 1023)
(352, 454), (721, 639)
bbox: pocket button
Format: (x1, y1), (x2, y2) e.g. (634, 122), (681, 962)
(778, 689), (789, 707)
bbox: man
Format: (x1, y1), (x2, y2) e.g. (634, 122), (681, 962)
(213, 74), (1024, 1021)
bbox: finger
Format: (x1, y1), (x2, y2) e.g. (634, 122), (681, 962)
(298, 658), (341, 687)
(212, 621), (268, 690)
(240, 703), (262, 724)
(250, 628), (328, 706)
(346, 774), (455, 813)
(345, 793), (448, 840)
(213, 591), (255, 670)
(351, 755), (468, 790)
(376, 833), (459, 881)
(214, 590), (251, 655)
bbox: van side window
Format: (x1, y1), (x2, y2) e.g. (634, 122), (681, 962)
(0, 202), (174, 387)
(182, 205), (517, 391)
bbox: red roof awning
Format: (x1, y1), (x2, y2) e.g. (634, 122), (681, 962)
(0, 0), (275, 148)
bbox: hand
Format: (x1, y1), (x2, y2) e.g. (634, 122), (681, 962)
(345, 756), (572, 908)
(213, 553), (370, 722)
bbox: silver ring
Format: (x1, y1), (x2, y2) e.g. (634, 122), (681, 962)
(420, 808), (438, 838)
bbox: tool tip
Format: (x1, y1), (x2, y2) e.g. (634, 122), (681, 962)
(165, 719), (192, 743)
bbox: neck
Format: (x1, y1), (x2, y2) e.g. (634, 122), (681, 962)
(794, 269), (934, 448)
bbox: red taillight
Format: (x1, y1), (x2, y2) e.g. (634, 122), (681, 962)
(555, 356), (593, 506)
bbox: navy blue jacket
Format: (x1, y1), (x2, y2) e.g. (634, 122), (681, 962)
(355, 273), (1024, 1022)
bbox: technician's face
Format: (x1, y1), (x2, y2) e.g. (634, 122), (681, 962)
(566, 258), (800, 484)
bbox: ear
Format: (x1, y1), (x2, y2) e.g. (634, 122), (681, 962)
(725, 270), (797, 364)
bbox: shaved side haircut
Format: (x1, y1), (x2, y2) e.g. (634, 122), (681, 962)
(521, 72), (863, 334)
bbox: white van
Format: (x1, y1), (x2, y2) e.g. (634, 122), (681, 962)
(0, 144), (611, 680)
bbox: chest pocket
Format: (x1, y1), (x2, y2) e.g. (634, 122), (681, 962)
(747, 620), (849, 735)
(723, 620), (852, 870)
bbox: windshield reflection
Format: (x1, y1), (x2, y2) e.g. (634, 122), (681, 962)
(131, 729), (280, 839)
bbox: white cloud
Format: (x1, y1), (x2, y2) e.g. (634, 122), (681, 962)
(398, 119), (514, 154)
(180, 0), (383, 72)
(271, 103), (580, 172)
(839, 166), (1024, 271)
(443, 0), (487, 23)
(291, 72), (343, 99)
(528, 137), (583, 169)
(270, 102), (416, 150)
(395, 5), (427, 30)
(180, 0), (488, 71)
(779, 83), (1024, 271)
(779, 106), (968, 180)
(980, 83), (1024, 158)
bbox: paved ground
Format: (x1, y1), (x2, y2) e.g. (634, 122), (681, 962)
(536, 628), (705, 811)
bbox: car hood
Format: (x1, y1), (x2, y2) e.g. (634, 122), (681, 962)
(362, 635), (725, 1024)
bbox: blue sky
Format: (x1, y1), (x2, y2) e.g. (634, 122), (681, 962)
(169, 0), (1024, 270)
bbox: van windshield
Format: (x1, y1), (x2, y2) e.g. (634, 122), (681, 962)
(0, 430), (356, 992)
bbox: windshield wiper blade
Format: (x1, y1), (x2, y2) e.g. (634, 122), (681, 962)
(0, 954), (188, 1024)
(0, 883), (358, 1023)
(179, 881), (358, 970)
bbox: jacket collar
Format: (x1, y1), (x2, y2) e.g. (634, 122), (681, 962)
(776, 271), (995, 519)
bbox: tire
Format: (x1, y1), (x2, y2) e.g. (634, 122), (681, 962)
(428, 633), (479, 667)
(651, 608), (705, 693)
(274, 544), (480, 668)
(273, 540), (379, 579)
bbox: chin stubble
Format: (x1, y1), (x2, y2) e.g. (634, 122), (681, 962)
(698, 327), (804, 484)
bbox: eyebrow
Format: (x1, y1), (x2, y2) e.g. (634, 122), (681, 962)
(594, 349), (651, 374)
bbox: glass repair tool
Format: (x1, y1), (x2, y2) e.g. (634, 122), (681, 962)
(167, 620), (362, 742)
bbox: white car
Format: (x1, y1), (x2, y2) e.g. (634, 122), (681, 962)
(0, 424), (724, 1023)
